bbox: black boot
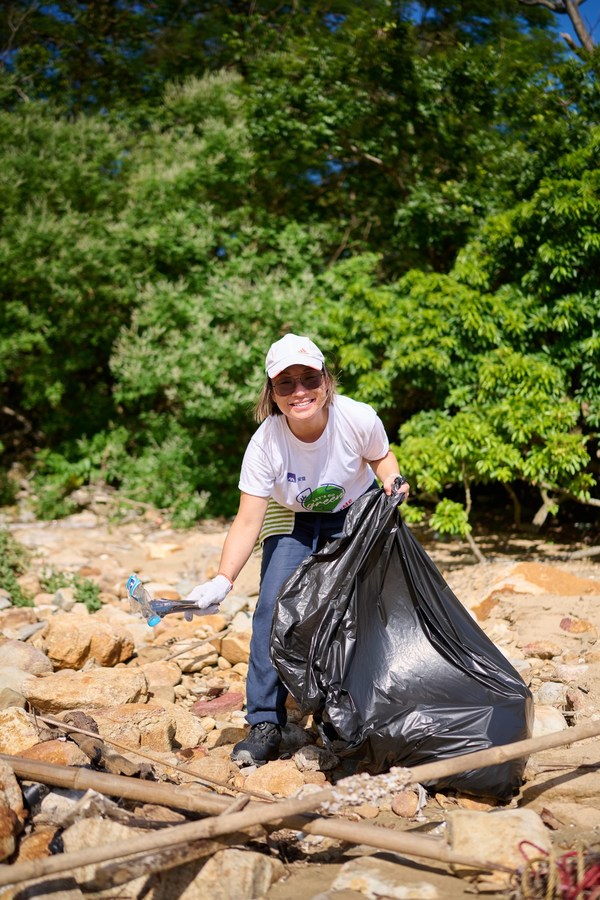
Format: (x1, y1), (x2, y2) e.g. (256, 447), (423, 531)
(231, 722), (282, 766)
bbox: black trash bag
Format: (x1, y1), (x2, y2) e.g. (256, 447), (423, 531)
(270, 488), (533, 799)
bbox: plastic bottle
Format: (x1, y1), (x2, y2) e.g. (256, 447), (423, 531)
(126, 574), (161, 627)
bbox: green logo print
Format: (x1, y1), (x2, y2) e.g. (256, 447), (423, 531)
(297, 484), (345, 512)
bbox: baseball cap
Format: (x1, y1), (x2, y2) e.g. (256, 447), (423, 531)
(265, 334), (325, 378)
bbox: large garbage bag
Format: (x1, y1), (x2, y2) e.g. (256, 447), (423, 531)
(270, 488), (533, 799)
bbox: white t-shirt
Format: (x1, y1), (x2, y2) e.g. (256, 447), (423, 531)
(239, 394), (389, 514)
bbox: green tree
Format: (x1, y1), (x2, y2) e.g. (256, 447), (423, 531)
(317, 129), (600, 547)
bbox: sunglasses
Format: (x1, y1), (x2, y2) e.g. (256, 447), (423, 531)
(272, 371), (324, 396)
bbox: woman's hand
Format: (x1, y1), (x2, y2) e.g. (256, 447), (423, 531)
(184, 574), (233, 619)
(382, 473), (410, 501)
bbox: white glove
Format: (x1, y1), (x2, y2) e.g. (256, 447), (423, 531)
(183, 574), (233, 620)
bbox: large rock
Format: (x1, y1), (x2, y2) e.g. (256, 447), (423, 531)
(91, 703), (176, 753)
(22, 667), (148, 712)
(446, 808), (551, 879)
(0, 639), (53, 675)
(41, 613), (135, 669)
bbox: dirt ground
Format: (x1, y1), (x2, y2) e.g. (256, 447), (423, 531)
(3, 493), (600, 899)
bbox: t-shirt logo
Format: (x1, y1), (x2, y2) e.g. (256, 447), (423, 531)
(296, 484), (345, 512)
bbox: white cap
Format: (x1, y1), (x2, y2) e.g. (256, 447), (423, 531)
(265, 334), (325, 378)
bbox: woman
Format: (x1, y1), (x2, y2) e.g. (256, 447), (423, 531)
(185, 334), (409, 766)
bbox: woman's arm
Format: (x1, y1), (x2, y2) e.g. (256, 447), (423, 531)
(217, 492), (270, 584)
(368, 450), (410, 499)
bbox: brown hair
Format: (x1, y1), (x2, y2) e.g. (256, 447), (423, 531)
(253, 366), (338, 423)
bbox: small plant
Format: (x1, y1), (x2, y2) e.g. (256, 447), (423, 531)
(72, 575), (102, 612)
(0, 529), (33, 607)
(40, 567), (103, 612)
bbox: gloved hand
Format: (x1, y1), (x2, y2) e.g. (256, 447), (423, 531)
(183, 574), (233, 621)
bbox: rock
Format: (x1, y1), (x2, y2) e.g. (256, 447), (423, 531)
(14, 825), (58, 862)
(0, 707), (43, 754)
(331, 857), (439, 898)
(166, 642), (219, 674)
(446, 808), (551, 878)
(554, 663), (589, 682)
(52, 586), (77, 611)
(391, 789), (422, 818)
(244, 759), (305, 797)
(41, 613), (134, 669)
(21, 667), (148, 712)
(36, 788), (87, 826)
(91, 703), (176, 753)
(523, 641), (563, 660)
(219, 632), (251, 665)
(0, 799), (19, 863)
(512, 562), (600, 594)
(180, 754), (238, 786)
(0, 639), (53, 675)
(532, 705), (568, 736)
(535, 681), (567, 705)
(21, 739), (90, 767)
(539, 801), (600, 829)
(0, 687), (26, 709)
(204, 726), (247, 751)
(138, 659), (182, 689)
(163, 848), (285, 900)
(560, 616), (596, 635)
(33, 592), (55, 607)
(0, 665), (30, 696)
(294, 744), (338, 772)
(0, 607), (38, 639)
(0, 759), (25, 827)
(191, 692), (244, 718)
(354, 803), (380, 819)
(61, 817), (150, 898)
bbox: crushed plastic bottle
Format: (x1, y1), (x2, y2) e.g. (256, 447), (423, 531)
(126, 575), (161, 627)
(126, 574), (201, 625)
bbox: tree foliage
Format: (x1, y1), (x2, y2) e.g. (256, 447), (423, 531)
(0, 2), (598, 539)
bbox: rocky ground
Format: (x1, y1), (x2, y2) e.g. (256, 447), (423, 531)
(0, 490), (599, 899)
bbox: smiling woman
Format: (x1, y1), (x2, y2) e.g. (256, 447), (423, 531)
(180, 333), (410, 766)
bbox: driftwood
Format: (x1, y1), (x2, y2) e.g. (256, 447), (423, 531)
(2, 718), (600, 888)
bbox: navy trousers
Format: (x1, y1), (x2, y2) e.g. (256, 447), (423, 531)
(245, 506), (351, 726)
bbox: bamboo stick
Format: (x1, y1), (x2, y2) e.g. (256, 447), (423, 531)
(1, 718), (599, 888)
(4, 715), (599, 817)
(0, 798), (502, 889)
(0, 754), (227, 816)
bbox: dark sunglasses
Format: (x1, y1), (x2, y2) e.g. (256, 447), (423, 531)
(272, 371), (324, 396)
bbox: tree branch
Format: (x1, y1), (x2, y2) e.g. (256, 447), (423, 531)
(517, 0), (595, 52)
